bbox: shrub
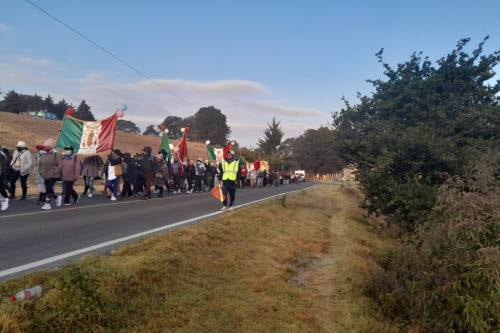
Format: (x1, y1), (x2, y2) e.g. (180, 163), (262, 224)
(367, 158), (500, 332)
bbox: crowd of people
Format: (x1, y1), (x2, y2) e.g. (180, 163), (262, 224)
(0, 139), (303, 212)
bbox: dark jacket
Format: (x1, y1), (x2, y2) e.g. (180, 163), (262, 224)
(82, 155), (104, 178)
(123, 156), (138, 183)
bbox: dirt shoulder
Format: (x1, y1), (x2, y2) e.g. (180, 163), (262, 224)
(0, 184), (396, 332)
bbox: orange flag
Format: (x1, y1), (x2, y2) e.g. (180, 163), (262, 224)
(211, 184), (224, 202)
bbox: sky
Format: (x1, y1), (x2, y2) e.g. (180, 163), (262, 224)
(1, 0), (499, 146)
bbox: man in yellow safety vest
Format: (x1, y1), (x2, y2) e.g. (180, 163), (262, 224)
(220, 150), (240, 211)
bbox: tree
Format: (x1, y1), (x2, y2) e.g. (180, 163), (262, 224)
(74, 100), (95, 121)
(190, 106), (231, 145)
(333, 37), (500, 229)
(258, 117), (284, 155)
(160, 116), (185, 139)
(117, 120), (141, 134)
(143, 124), (160, 136)
(291, 127), (344, 173)
(44, 95), (55, 113)
(0, 90), (23, 113)
(53, 99), (69, 119)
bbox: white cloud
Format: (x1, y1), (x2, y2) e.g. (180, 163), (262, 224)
(0, 54), (331, 146)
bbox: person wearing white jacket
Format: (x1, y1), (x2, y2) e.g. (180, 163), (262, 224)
(10, 141), (33, 200)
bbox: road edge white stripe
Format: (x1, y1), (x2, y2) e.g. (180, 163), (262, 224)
(0, 184), (315, 278)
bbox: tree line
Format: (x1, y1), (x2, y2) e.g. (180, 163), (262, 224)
(0, 90), (96, 121)
(333, 37), (499, 331)
(0, 91), (344, 175)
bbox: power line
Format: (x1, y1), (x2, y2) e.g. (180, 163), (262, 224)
(23, 0), (192, 106)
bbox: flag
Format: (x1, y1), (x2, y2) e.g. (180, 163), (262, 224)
(56, 113), (118, 154)
(159, 125), (172, 159)
(211, 183), (224, 202)
(178, 127), (190, 162)
(223, 143), (232, 158)
(206, 141), (216, 160)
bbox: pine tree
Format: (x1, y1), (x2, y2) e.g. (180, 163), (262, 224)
(74, 100), (95, 121)
(258, 117), (284, 155)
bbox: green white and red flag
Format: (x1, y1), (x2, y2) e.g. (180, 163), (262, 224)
(56, 113), (118, 154)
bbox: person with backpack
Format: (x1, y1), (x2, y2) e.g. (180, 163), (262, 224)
(38, 139), (62, 210)
(61, 146), (82, 206)
(10, 141), (33, 200)
(220, 150), (240, 211)
(194, 158), (206, 192)
(82, 155), (104, 198)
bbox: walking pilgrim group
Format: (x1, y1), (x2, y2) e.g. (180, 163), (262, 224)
(0, 139), (299, 213)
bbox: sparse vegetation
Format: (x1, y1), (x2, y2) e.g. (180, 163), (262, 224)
(0, 185), (395, 332)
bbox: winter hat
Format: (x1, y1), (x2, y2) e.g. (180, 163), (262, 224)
(16, 141), (27, 148)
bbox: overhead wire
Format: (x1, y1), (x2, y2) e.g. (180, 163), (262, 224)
(23, 0), (193, 107)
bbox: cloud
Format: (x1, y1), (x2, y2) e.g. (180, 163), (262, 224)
(0, 54), (331, 146)
(0, 23), (10, 33)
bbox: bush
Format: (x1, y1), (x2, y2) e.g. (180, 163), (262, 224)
(367, 158), (499, 332)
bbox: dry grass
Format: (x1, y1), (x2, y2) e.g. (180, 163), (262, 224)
(0, 184), (396, 332)
(0, 112), (207, 156)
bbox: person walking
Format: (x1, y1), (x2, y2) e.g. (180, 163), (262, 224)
(120, 153), (137, 199)
(34, 145), (47, 205)
(238, 163), (247, 188)
(0, 147), (9, 211)
(194, 158), (206, 192)
(38, 140), (62, 210)
(61, 146), (82, 206)
(140, 146), (158, 199)
(105, 150), (123, 201)
(171, 155), (184, 194)
(186, 160), (196, 193)
(82, 155), (104, 198)
(10, 141), (33, 200)
(220, 150), (239, 211)
(249, 168), (258, 188)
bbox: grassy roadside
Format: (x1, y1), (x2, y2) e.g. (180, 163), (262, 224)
(0, 184), (397, 332)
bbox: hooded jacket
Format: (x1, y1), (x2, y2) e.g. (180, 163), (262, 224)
(11, 148), (33, 176)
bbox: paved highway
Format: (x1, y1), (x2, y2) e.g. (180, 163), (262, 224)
(0, 182), (314, 280)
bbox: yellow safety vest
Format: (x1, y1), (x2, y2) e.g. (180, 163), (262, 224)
(222, 160), (239, 181)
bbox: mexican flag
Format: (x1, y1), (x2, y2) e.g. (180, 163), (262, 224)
(206, 141), (216, 160)
(205, 141), (232, 162)
(160, 133), (172, 159)
(56, 113), (118, 154)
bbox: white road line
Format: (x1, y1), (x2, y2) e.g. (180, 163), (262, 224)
(0, 185), (314, 278)
(0, 192), (207, 219)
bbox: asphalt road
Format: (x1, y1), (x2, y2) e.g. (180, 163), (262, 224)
(0, 182), (314, 280)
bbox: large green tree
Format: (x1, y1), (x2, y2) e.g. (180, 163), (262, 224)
(190, 106), (231, 145)
(291, 127), (344, 173)
(143, 124), (160, 136)
(333, 37), (500, 229)
(117, 120), (141, 134)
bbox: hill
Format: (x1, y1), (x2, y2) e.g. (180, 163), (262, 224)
(0, 112), (207, 158)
